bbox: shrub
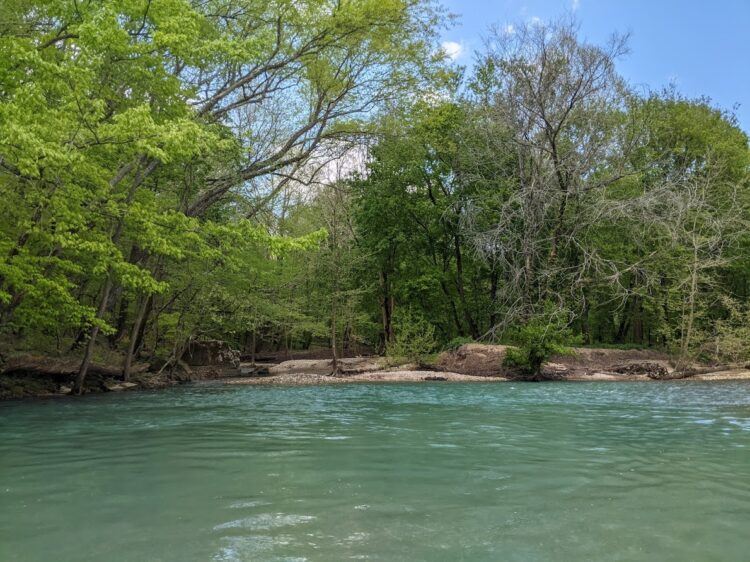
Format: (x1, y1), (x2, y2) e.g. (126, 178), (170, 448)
(386, 308), (437, 364)
(503, 317), (576, 379)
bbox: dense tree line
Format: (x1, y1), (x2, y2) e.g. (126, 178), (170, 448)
(349, 21), (750, 366)
(1, 7), (748, 387)
(0, 0), (443, 391)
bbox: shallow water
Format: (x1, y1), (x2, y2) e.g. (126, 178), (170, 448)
(1, 382), (750, 561)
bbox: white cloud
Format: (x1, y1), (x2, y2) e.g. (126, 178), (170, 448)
(572, 0), (580, 11)
(441, 40), (464, 61)
(503, 24), (515, 35)
(529, 16), (542, 25)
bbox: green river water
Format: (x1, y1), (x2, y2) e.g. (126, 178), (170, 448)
(1, 382), (750, 561)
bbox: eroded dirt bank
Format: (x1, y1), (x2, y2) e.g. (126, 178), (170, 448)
(226, 344), (750, 386)
(3, 344), (750, 399)
(0, 355), (234, 400)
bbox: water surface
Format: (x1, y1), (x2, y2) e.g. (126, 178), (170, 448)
(2, 382), (750, 561)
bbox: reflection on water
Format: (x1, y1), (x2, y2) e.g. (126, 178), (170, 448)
(1, 382), (750, 561)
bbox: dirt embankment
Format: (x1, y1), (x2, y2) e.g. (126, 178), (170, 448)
(226, 356), (506, 386)
(4, 344), (750, 399)
(0, 354), (240, 400)
(439, 344), (750, 381)
(228, 344), (750, 386)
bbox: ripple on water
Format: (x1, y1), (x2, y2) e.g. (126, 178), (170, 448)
(2, 382), (750, 562)
(213, 534), (295, 561)
(213, 514), (316, 532)
(724, 416), (750, 431)
(228, 500), (271, 509)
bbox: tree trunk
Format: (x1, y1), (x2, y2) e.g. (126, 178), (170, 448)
(660, 274), (669, 347)
(453, 234), (480, 339)
(132, 294), (154, 357)
(632, 297), (644, 345)
(74, 277), (113, 394)
(615, 313), (630, 344)
(74, 157), (157, 393)
(343, 322), (351, 354)
(122, 295), (150, 381)
(109, 290), (129, 347)
(251, 330), (256, 367)
(680, 248), (700, 364)
(379, 270), (394, 347)
(581, 292), (591, 345)
(548, 138), (570, 263)
(439, 279), (464, 336)
(331, 294), (339, 375)
(489, 265), (499, 330)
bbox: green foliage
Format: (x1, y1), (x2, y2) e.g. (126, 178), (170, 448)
(351, 100), (500, 345)
(386, 308), (437, 364)
(1, 8), (748, 375)
(503, 317), (577, 378)
(0, 0), (442, 368)
(710, 296), (750, 364)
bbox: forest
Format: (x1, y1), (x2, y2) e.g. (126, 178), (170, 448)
(2, 0), (749, 392)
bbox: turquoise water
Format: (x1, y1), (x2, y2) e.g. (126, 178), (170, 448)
(1, 382), (750, 561)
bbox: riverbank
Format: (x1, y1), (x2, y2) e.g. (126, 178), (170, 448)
(224, 368), (750, 386)
(0, 354), (231, 400)
(227, 344), (750, 385)
(226, 370), (505, 386)
(2, 344), (749, 399)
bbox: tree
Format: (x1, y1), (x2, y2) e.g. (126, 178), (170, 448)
(352, 99), (498, 346)
(0, 0), (446, 391)
(468, 18), (635, 331)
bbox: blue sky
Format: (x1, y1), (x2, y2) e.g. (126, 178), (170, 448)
(439, 0), (750, 133)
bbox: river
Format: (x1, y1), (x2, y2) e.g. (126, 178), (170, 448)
(2, 382), (750, 561)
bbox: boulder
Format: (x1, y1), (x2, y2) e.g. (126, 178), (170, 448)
(181, 340), (240, 368)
